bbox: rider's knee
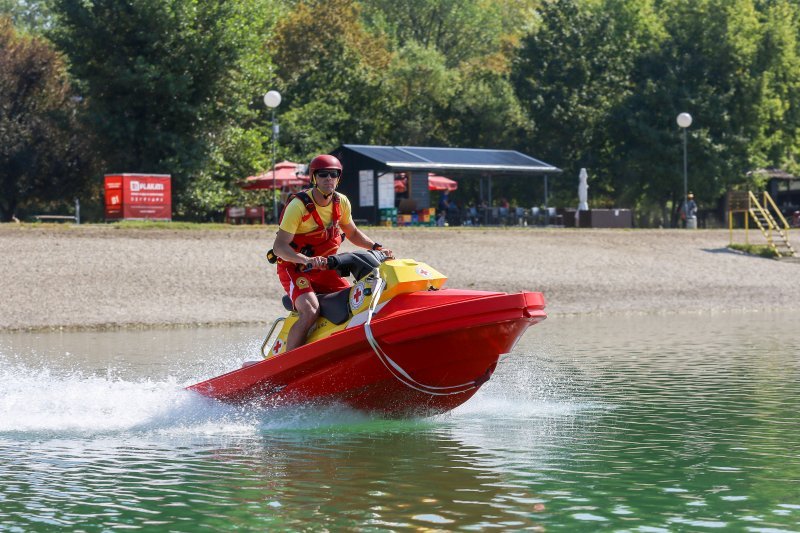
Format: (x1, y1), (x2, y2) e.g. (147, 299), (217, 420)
(294, 295), (320, 323)
(298, 307), (320, 323)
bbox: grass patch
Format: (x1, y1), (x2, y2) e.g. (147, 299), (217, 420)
(728, 243), (778, 258)
(14, 220), (268, 230)
(108, 221), (238, 230)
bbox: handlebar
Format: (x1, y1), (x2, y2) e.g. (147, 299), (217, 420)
(298, 250), (388, 275)
(299, 256), (337, 273)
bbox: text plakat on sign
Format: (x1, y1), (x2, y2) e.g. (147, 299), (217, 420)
(104, 174), (172, 221)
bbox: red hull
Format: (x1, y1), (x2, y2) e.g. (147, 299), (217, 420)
(188, 290), (546, 417)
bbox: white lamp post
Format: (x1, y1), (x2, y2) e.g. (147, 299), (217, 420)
(264, 90), (282, 222)
(676, 112), (692, 227)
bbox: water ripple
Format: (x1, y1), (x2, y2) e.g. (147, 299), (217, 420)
(0, 313), (799, 530)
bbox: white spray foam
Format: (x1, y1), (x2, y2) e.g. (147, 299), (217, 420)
(0, 362), (222, 435)
(0, 359), (399, 437)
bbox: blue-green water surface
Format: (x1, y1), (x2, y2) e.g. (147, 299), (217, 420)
(1, 312), (798, 531)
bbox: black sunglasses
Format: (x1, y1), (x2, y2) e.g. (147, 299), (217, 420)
(315, 170), (340, 179)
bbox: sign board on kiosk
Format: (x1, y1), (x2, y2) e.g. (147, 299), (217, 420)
(104, 174), (172, 221)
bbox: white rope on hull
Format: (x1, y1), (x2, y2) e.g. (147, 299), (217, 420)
(363, 269), (479, 397)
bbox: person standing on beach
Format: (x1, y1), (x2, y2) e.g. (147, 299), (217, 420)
(437, 192), (450, 226)
(681, 192), (698, 228)
(271, 154), (393, 351)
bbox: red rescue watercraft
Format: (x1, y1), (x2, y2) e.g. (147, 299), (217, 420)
(188, 251), (546, 417)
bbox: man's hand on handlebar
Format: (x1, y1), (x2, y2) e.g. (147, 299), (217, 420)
(376, 247), (394, 259)
(306, 256), (328, 270)
(371, 243), (394, 259)
(299, 249), (393, 273)
(297, 256), (329, 273)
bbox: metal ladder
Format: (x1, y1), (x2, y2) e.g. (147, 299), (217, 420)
(748, 191), (796, 257)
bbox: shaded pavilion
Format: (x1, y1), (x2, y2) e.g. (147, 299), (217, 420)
(330, 145), (561, 224)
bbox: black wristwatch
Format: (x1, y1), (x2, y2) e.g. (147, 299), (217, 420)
(371, 242), (382, 250)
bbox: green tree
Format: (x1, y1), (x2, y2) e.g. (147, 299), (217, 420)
(271, 0), (393, 161)
(0, 0), (52, 33)
(0, 16), (93, 221)
(272, 0), (532, 163)
(182, 0), (281, 218)
(748, 0), (800, 176)
(607, 0), (791, 224)
(381, 42), (458, 146)
(512, 0), (663, 209)
(50, 0), (271, 217)
(380, 43), (529, 148)
(362, 0), (533, 153)
(362, 0), (515, 68)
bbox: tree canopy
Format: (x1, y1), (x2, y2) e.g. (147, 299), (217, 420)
(0, 16), (92, 221)
(2, 0), (800, 223)
(49, 0), (277, 216)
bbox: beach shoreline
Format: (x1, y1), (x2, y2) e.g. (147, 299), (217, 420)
(1, 224), (798, 332)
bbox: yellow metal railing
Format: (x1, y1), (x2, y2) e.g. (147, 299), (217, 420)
(744, 191), (794, 257)
(728, 190), (794, 257)
(728, 190), (749, 245)
(762, 191), (791, 230)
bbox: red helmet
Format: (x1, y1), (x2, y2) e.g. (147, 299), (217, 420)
(309, 154), (343, 185)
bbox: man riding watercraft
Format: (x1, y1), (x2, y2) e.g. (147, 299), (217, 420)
(271, 154), (393, 351)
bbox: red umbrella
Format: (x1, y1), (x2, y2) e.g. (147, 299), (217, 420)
(241, 161), (310, 190)
(428, 174), (458, 191)
(393, 174), (458, 193)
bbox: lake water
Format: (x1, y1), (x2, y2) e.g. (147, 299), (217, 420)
(1, 312), (799, 531)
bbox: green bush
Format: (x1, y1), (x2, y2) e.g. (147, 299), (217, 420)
(728, 243), (778, 258)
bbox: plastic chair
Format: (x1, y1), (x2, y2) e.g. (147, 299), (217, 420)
(530, 207), (540, 225)
(468, 206), (478, 225)
(546, 207), (563, 226)
(498, 207), (509, 224)
(514, 207), (525, 225)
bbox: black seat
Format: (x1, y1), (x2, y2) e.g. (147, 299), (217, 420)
(280, 287), (352, 325)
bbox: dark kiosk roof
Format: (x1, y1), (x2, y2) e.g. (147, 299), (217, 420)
(341, 145), (560, 174)
(747, 167), (798, 180)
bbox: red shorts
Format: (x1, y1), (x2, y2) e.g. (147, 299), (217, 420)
(277, 261), (351, 304)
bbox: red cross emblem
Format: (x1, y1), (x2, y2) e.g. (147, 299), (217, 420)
(353, 287), (362, 302)
(419, 268), (429, 276)
(272, 339), (283, 353)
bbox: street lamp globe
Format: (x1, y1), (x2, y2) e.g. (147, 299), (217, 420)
(264, 90), (281, 109)
(264, 90), (282, 222)
(676, 112), (693, 228)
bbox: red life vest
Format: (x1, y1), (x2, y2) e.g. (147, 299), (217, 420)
(279, 190), (344, 258)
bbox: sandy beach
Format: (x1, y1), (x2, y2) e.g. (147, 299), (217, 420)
(1, 224), (798, 331)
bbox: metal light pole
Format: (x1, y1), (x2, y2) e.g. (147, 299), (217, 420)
(264, 90), (282, 222)
(677, 112), (693, 227)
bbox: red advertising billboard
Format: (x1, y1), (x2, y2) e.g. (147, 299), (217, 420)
(104, 174), (172, 221)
